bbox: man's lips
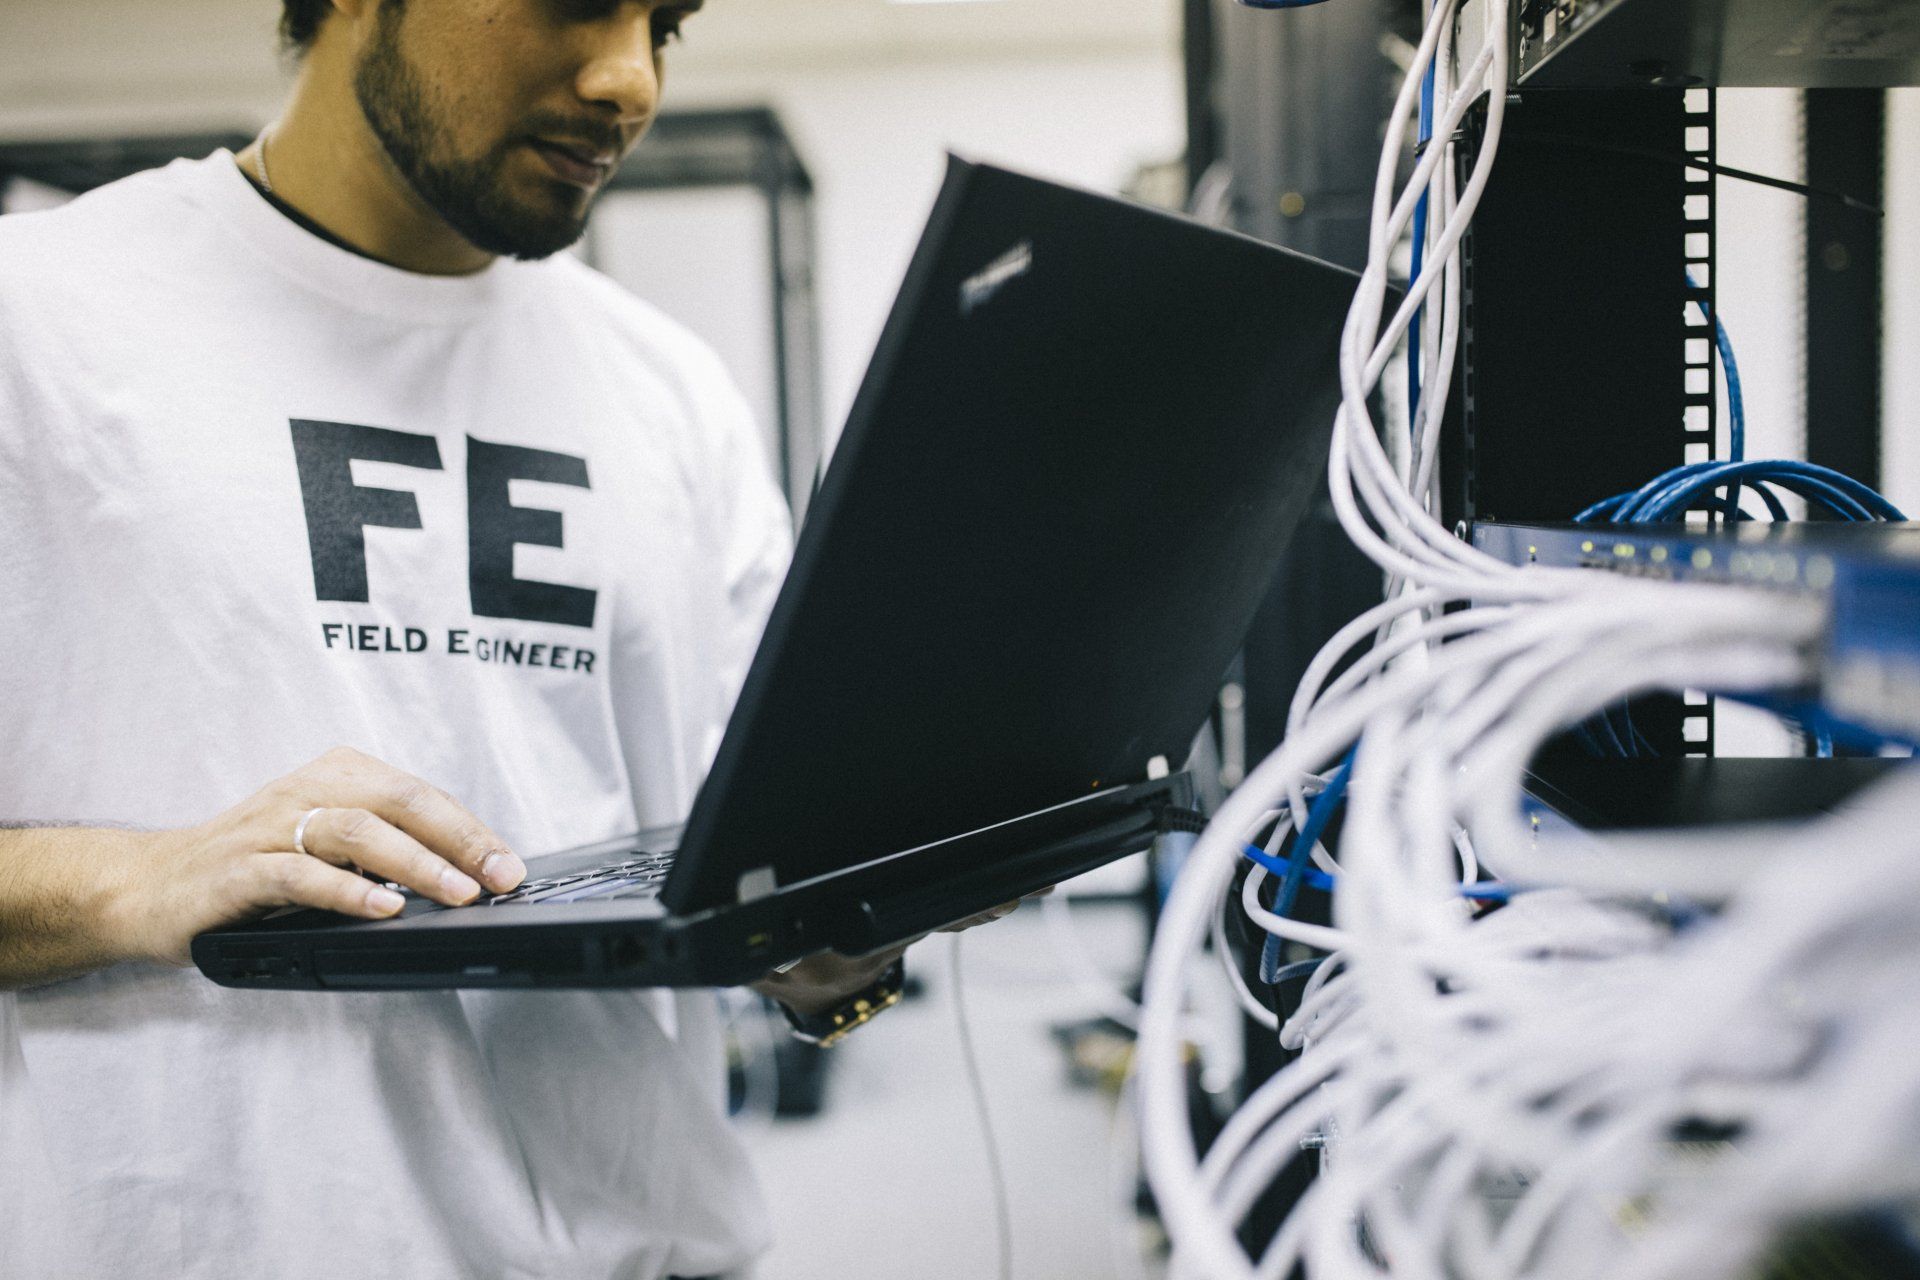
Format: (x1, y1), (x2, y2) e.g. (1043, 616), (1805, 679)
(529, 139), (615, 188)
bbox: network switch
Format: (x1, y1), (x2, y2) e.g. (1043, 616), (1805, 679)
(1473, 521), (1920, 741)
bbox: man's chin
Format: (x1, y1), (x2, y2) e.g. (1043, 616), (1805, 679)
(483, 183), (593, 260)
(450, 202), (588, 261)
(496, 224), (587, 262)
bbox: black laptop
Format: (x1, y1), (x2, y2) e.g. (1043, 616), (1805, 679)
(193, 156), (1359, 992)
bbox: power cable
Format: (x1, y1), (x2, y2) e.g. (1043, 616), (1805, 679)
(950, 933), (1014, 1280)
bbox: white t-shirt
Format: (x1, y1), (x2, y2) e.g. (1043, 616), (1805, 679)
(0, 152), (793, 1279)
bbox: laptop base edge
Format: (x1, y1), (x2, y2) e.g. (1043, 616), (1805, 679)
(192, 774), (1194, 992)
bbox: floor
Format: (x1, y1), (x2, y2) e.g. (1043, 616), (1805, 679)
(744, 898), (1165, 1280)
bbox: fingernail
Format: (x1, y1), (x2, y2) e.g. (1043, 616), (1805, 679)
(481, 850), (525, 890)
(440, 867), (481, 901)
(367, 886), (406, 915)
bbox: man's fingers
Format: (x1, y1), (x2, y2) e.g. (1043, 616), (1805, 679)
(298, 807), (482, 906)
(308, 753), (524, 893)
(253, 852), (407, 920)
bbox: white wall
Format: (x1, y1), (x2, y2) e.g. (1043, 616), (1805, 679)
(1688, 90), (1920, 519)
(589, 185), (787, 477)
(0, 0), (285, 138)
(0, 0), (1184, 448)
(4, 0), (1906, 510)
(1718, 87), (1920, 515)
(670, 53), (1186, 435)
(1717, 90), (1808, 467)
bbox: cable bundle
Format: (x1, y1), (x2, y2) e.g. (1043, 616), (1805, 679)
(1134, 3), (1920, 1277)
(1578, 459), (1905, 526)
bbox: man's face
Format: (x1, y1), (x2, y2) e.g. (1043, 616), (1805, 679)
(353, 0), (697, 260)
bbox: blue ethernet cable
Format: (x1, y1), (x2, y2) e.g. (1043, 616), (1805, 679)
(1616, 460), (1903, 524)
(1645, 472), (1871, 522)
(1294, 863), (1514, 902)
(1408, 1), (1438, 427)
(1570, 287), (1902, 762)
(1579, 284), (1902, 532)
(1237, 754), (1514, 982)
(1580, 481), (1791, 524)
(1619, 460), (1876, 519)
(1577, 461), (1903, 525)
(1266, 958), (1334, 988)
(1238, 846), (1514, 903)
(1717, 302), (1746, 466)
(1572, 459), (1901, 760)
(1241, 843), (1290, 878)
(1257, 752), (1353, 982)
(1278, 754), (1353, 917)
(1687, 271), (1745, 465)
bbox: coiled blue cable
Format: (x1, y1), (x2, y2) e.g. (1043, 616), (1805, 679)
(1580, 285), (1901, 528)
(1599, 459), (1904, 524)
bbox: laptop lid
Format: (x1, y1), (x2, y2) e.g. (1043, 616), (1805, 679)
(662, 156), (1358, 914)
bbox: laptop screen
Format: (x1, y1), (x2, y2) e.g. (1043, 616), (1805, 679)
(664, 156), (1358, 913)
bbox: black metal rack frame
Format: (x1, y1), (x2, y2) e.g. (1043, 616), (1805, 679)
(1446, 85), (1718, 754)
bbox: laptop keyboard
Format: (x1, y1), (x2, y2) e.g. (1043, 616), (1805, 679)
(475, 848), (676, 907)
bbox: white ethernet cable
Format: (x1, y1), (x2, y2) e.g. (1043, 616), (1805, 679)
(1140, 579), (1879, 1280)
(1327, 0), (1516, 591)
(1251, 610), (1920, 1280)
(1134, 0), (1920, 1275)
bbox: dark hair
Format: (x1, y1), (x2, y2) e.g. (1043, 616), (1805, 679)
(280, 0), (333, 51)
(283, 0), (402, 51)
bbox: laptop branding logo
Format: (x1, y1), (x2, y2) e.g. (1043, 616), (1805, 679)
(960, 240), (1034, 316)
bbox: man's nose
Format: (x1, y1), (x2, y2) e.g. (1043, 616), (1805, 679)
(574, 11), (660, 127)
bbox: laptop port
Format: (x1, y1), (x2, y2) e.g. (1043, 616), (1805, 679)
(608, 935), (649, 970)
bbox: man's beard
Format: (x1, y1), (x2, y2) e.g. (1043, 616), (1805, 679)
(353, 10), (592, 262)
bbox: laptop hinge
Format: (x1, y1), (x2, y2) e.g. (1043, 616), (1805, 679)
(736, 866), (778, 904)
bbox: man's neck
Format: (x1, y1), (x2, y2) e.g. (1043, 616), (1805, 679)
(238, 57), (494, 278)
(235, 162), (411, 269)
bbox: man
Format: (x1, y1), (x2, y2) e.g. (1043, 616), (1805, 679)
(0, 1), (991, 1274)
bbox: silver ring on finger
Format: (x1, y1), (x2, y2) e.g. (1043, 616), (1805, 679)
(293, 807), (326, 857)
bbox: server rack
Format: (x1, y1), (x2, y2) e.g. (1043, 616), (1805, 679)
(1182, 0), (1916, 1267)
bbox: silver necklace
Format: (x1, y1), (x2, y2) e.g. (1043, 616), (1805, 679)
(253, 129), (276, 195)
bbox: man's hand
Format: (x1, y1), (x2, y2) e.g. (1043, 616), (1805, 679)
(750, 894), (1040, 1018)
(0, 747), (526, 986)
